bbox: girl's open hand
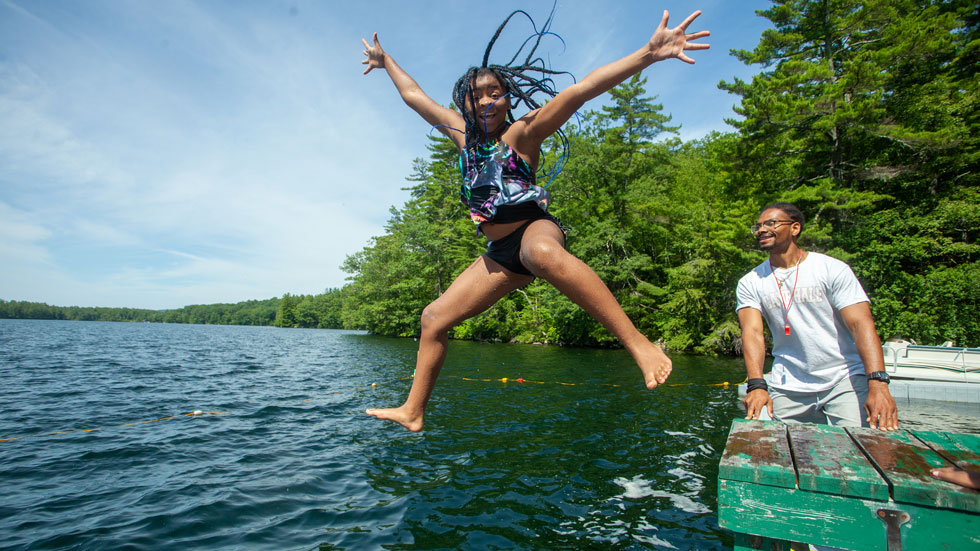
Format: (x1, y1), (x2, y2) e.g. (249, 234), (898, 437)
(648, 10), (710, 64)
(361, 32), (386, 75)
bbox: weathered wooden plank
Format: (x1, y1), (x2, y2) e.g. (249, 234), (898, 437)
(848, 427), (978, 511)
(912, 430), (980, 469)
(910, 430), (980, 513)
(719, 419), (796, 489)
(719, 478), (980, 550)
(788, 423), (888, 501)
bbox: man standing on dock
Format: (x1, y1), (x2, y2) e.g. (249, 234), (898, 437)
(736, 202), (899, 430)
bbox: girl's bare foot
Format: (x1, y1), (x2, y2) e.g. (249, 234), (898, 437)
(366, 406), (425, 432)
(633, 342), (672, 389)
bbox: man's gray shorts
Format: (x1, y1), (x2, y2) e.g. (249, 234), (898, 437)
(767, 374), (869, 427)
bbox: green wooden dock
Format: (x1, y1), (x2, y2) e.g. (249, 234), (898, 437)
(717, 419), (980, 550)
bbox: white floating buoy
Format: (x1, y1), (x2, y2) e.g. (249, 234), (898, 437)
(191, 410), (204, 416)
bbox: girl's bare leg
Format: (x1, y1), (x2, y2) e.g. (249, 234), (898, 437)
(520, 219), (672, 388)
(366, 256), (532, 431)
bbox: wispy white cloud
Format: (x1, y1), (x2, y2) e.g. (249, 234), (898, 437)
(0, 202), (52, 259)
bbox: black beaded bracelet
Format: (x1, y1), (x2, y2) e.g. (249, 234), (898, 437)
(746, 378), (768, 393)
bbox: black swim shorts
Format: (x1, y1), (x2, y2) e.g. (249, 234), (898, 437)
(484, 215), (564, 276)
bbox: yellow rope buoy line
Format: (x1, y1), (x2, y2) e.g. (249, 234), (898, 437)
(1, 375), (742, 443)
(0, 411), (228, 443)
(0, 377), (412, 443)
(302, 376), (414, 402)
(447, 374), (739, 388)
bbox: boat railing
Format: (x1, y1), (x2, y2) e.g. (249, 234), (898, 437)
(883, 343), (980, 374)
(884, 345), (900, 373)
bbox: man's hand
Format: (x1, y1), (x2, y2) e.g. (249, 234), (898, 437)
(744, 388), (773, 420)
(864, 381), (899, 430)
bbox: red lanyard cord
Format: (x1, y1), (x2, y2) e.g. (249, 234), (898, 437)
(770, 255), (802, 335)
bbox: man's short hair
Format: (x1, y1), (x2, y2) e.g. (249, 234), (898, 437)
(761, 202), (805, 232)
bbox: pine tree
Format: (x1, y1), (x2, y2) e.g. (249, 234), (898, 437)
(720, 0), (980, 344)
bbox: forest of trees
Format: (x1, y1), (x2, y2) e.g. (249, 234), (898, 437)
(272, 291), (346, 329)
(0, 298), (283, 326)
(338, 0), (979, 353)
(0, 292), (349, 329)
(3, 2), (977, 354)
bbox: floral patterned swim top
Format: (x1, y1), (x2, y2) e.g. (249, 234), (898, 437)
(458, 139), (550, 225)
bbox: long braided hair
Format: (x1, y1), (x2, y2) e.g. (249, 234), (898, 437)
(451, 6), (574, 184)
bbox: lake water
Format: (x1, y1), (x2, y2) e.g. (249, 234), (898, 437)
(1, 319), (977, 550)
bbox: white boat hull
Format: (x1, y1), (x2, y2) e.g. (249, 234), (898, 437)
(882, 342), (980, 384)
(736, 342), (980, 405)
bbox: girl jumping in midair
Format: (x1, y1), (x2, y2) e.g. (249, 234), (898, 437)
(362, 8), (710, 431)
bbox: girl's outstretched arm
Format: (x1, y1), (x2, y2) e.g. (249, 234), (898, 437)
(362, 32), (466, 148)
(514, 10), (709, 150)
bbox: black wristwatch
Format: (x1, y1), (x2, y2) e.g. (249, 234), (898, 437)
(867, 371), (890, 384)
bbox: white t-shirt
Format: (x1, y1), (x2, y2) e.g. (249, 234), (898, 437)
(736, 252), (869, 392)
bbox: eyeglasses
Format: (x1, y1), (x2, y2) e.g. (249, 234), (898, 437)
(750, 220), (795, 233)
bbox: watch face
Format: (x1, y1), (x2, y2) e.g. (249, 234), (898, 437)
(869, 372), (890, 382)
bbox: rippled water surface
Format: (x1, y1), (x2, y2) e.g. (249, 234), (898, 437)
(1, 319), (976, 550)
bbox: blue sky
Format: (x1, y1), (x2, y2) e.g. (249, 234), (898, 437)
(0, 0), (771, 309)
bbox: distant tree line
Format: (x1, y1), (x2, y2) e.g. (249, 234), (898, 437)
(0, 293), (347, 329)
(0, 300), (170, 323)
